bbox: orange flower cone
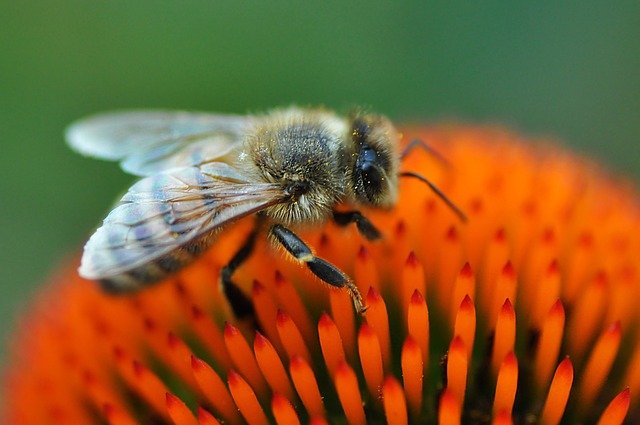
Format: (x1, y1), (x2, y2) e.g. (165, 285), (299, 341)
(3, 125), (639, 424)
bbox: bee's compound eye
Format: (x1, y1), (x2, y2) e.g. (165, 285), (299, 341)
(362, 163), (383, 189)
(361, 146), (378, 164)
(354, 146), (385, 204)
(359, 147), (383, 188)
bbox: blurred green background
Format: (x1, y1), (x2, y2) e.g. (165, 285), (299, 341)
(1, 2), (639, 363)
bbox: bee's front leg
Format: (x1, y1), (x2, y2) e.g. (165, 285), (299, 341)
(332, 210), (381, 241)
(269, 224), (366, 314)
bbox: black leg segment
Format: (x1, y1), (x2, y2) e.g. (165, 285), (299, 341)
(270, 224), (366, 313)
(332, 210), (382, 241)
(220, 225), (260, 319)
(270, 224), (313, 260)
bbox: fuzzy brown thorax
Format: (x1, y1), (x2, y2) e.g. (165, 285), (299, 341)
(246, 109), (350, 225)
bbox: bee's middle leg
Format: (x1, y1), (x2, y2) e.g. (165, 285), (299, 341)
(220, 223), (262, 319)
(332, 210), (381, 241)
(269, 224), (366, 314)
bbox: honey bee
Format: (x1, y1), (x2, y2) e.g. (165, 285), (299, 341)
(67, 107), (465, 316)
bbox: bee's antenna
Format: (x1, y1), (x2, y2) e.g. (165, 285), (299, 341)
(400, 138), (451, 166)
(399, 171), (467, 222)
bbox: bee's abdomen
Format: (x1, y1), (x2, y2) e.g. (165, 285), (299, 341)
(98, 234), (214, 293)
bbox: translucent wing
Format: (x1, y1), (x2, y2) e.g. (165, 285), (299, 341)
(66, 110), (254, 176)
(79, 162), (284, 281)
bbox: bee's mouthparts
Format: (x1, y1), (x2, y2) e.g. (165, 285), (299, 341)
(285, 180), (311, 198)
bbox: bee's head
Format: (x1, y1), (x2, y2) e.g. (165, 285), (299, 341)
(350, 114), (400, 207)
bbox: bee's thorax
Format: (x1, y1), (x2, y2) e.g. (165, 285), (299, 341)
(247, 109), (350, 225)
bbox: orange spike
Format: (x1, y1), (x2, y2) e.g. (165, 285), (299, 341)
(137, 317), (177, 375)
(460, 195), (489, 265)
(365, 287), (391, 367)
(453, 295), (476, 360)
(358, 323), (384, 399)
(289, 355), (325, 418)
(355, 245), (380, 292)
(330, 288), (357, 360)
(493, 352), (518, 416)
(223, 323), (268, 396)
(383, 376), (408, 425)
(578, 322), (622, 406)
(139, 315), (167, 347)
(131, 360), (170, 416)
(491, 299), (516, 375)
(606, 269), (635, 329)
(191, 356), (242, 425)
(437, 226), (464, 313)
(491, 262), (516, 327)
(335, 361), (366, 425)
(450, 262), (476, 327)
(408, 290), (430, 368)
(597, 388), (630, 425)
(166, 333), (197, 389)
(227, 370), (269, 425)
(521, 228), (557, 315)
(418, 197), (443, 279)
(252, 280), (282, 352)
(82, 369), (134, 424)
(271, 393), (301, 425)
(492, 410), (513, 425)
(276, 310), (311, 363)
(439, 389), (461, 425)
(102, 403), (138, 425)
(187, 306), (232, 369)
(309, 417), (329, 425)
(625, 345), (640, 404)
(197, 407), (222, 425)
(531, 260), (560, 328)
(563, 231), (595, 303)
(253, 332), (295, 400)
(567, 272), (607, 357)
(447, 336), (468, 407)
(401, 336), (423, 416)
(111, 348), (147, 404)
(391, 220), (412, 281)
(511, 199), (537, 273)
(165, 392), (198, 425)
(273, 271), (315, 346)
(401, 252), (426, 319)
(480, 228), (509, 315)
(540, 358), (574, 425)
(534, 300), (565, 390)
(318, 313), (346, 377)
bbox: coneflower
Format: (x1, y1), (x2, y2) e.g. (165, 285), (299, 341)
(3, 125), (638, 424)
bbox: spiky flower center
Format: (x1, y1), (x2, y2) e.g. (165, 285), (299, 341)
(4, 126), (637, 424)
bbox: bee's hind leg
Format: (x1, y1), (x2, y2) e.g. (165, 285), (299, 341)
(332, 210), (381, 241)
(270, 224), (366, 314)
(220, 222), (263, 320)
